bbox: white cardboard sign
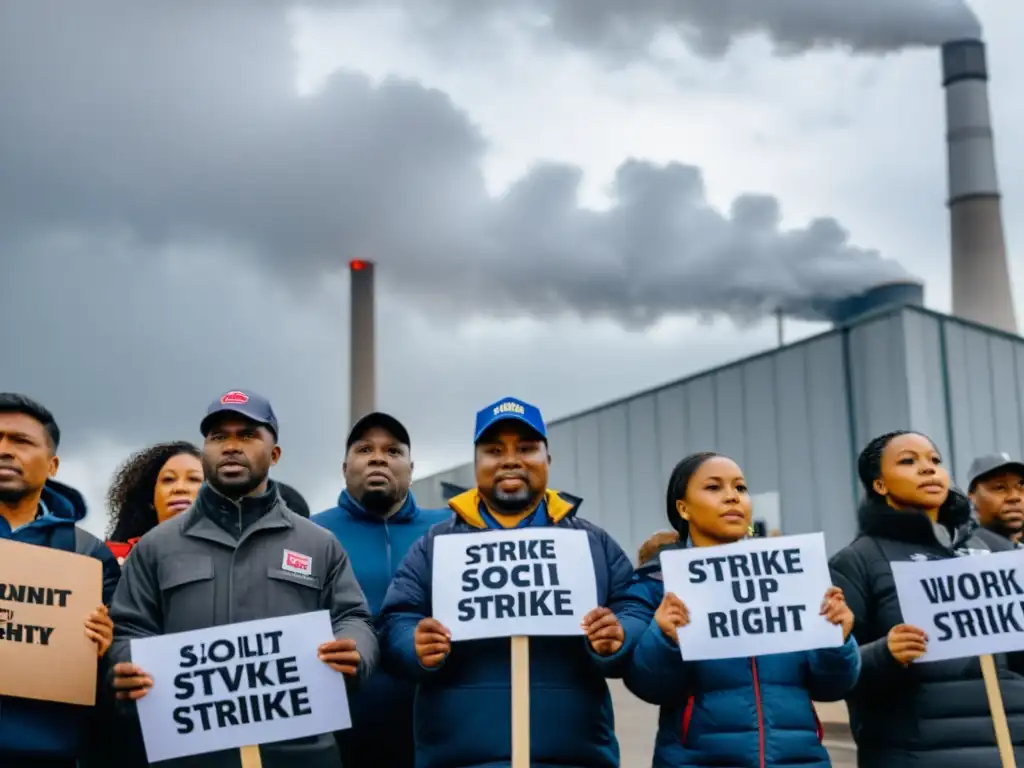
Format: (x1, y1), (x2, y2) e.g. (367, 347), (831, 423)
(892, 548), (1024, 663)
(432, 528), (598, 642)
(131, 610), (351, 763)
(660, 532), (843, 660)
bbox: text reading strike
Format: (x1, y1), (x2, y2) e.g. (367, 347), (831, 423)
(687, 548), (804, 583)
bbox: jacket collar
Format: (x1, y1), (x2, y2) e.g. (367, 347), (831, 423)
(336, 488), (418, 523)
(857, 492), (977, 550)
(447, 488), (577, 529)
(183, 480), (292, 547)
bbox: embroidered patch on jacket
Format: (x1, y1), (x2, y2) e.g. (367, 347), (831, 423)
(282, 549), (313, 575)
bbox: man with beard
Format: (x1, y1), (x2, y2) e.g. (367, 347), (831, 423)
(108, 389), (378, 768)
(377, 397), (645, 768)
(969, 453), (1024, 548)
(0, 393), (118, 768)
(312, 412), (449, 767)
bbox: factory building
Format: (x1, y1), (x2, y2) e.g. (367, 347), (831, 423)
(412, 296), (1024, 560)
(408, 37), (1020, 561)
(344, 38), (1019, 564)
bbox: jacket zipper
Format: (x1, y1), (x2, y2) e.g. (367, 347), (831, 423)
(751, 658), (766, 768)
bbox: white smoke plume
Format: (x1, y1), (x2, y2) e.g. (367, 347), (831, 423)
(327, 0), (982, 59)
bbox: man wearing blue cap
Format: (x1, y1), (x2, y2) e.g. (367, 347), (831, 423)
(377, 397), (644, 768)
(108, 389), (379, 768)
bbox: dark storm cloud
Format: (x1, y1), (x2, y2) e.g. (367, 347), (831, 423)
(330, 0), (981, 60)
(0, 1), (905, 333)
(1, 232), (777, 507)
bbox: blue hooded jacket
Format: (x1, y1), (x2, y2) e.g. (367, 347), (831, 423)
(312, 490), (450, 766)
(377, 488), (647, 768)
(622, 540), (861, 768)
(0, 480), (121, 762)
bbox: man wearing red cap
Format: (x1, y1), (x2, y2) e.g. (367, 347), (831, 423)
(109, 390), (378, 768)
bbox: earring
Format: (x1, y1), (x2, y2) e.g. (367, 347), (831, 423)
(747, 524), (755, 538)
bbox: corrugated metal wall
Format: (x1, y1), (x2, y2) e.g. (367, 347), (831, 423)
(411, 307), (1024, 561)
(919, 312), (1024, 486)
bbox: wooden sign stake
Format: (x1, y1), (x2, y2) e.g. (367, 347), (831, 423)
(980, 654), (1016, 767)
(240, 745), (262, 768)
(511, 636), (530, 768)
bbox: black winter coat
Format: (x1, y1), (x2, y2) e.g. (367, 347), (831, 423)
(829, 495), (1024, 768)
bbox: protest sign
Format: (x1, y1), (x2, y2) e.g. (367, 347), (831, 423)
(0, 538), (101, 705)
(432, 528), (598, 642)
(891, 549), (1024, 663)
(893, 552), (1024, 767)
(660, 532), (842, 661)
(131, 610), (351, 763)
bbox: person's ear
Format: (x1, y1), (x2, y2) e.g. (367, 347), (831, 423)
(675, 499), (688, 521)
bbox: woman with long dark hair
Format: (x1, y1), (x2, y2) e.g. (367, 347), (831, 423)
(830, 430), (1024, 767)
(106, 441), (202, 564)
(624, 451), (859, 767)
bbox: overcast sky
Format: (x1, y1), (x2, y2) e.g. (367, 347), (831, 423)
(2, 0), (1021, 537)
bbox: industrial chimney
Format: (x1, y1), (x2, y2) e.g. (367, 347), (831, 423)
(349, 259), (375, 422)
(942, 39), (1017, 334)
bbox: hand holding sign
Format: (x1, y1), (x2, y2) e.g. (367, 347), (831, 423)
(414, 618), (451, 668)
(85, 605), (113, 657)
(819, 587), (854, 640)
(318, 637), (360, 677)
(887, 624), (929, 666)
(655, 592), (690, 643)
(113, 662), (154, 700)
(582, 607), (624, 656)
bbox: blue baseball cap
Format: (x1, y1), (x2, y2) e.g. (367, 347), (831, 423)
(200, 390), (279, 440)
(474, 397), (547, 443)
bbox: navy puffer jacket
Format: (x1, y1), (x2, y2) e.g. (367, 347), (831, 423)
(622, 540), (860, 768)
(377, 488), (648, 768)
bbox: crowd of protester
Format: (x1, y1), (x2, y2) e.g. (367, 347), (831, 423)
(2, 387), (1024, 767)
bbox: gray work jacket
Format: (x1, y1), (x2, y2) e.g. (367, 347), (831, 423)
(109, 481), (378, 768)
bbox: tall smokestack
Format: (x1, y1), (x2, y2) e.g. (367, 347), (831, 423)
(942, 39), (1017, 334)
(349, 259), (375, 422)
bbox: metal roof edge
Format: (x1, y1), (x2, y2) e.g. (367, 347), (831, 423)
(414, 304), (1021, 483)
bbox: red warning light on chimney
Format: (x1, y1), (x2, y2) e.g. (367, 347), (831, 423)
(350, 259), (369, 271)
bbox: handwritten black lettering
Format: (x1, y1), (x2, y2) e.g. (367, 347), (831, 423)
(921, 569), (1023, 605)
(707, 605), (807, 638)
(457, 537), (572, 623)
(0, 622), (55, 645)
(730, 577), (780, 604)
(463, 539), (558, 566)
(933, 601), (1024, 642)
(688, 549), (804, 584)
(179, 630), (285, 669)
(457, 590), (573, 621)
(0, 583), (72, 607)
(172, 687), (313, 734)
(173, 656), (303, 699)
